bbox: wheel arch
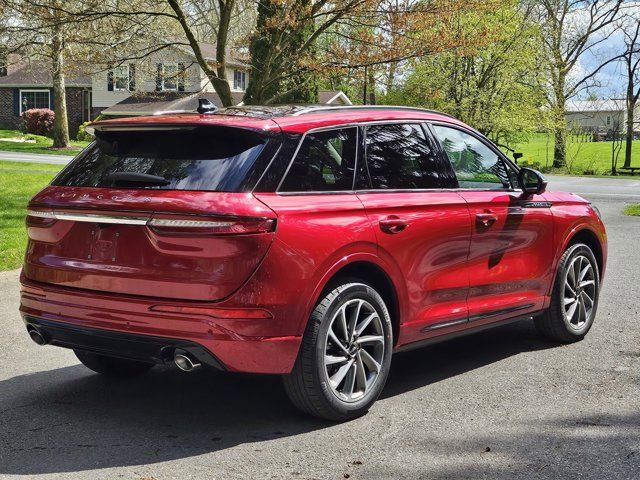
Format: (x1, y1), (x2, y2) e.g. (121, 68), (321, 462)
(565, 227), (604, 278)
(312, 260), (402, 346)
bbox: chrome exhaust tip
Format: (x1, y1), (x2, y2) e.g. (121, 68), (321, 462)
(174, 352), (201, 372)
(27, 326), (47, 346)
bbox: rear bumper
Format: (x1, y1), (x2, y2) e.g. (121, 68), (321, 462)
(19, 276), (302, 374)
(24, 316), (226, 370)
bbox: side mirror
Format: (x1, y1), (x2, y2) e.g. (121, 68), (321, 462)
(518, 167), (547, 195)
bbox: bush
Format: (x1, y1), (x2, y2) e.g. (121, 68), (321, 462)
(76, 121), (95, 142)
(21, 108), (55, 136)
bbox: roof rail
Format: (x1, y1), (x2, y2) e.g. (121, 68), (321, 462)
(291, 105), (455, 118)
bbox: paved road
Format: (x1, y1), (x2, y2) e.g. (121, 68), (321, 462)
(0, 151), (74, 165)
(0, 177), (639, 479)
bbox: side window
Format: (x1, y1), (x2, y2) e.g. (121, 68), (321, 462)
(432, 125), (512, 189)
(365, 123), (443, 189)
(279, 128), (357, 192)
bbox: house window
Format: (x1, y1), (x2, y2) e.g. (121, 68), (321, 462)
(112, 65), (129, 91)
(607, 116), (611, 126)
(234, 70), (246, 91)
(156, 63), (185, 91)
(20, 90), (50, 113)
(162, 64), (179, 91)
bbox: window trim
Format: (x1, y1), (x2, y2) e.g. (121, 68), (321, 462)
(429, 121), (520, 192)
(361, 121), (450, 192)
(276, 125), (360, 194)
(19, 89), (51, 114)
(273, 119), (522, 195)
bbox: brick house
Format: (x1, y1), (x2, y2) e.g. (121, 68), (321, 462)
(0, 63), (92, 136)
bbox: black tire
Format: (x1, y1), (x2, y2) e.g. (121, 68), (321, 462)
(283, 281), (393, 421)
(534, 243), (600, 343)
(74, 350), (154, 377)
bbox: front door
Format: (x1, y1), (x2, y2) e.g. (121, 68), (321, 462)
(356, 123), (472, 346)
(431, 124), (554, 328)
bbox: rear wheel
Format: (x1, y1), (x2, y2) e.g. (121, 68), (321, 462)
(74, 350), (154, 377)
(535, 243), (600, 342)
(283, 281), (393, 421)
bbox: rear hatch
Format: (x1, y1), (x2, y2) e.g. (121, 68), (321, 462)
(24, 123), (280, 301)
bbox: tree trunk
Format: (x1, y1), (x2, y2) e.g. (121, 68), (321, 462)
(51, 24), (70, 148)
(167, 0), (233, 107)
(624, 97), (635, 169)
(244, 0), (318, 105)
(553, 126), (566, 168)
(214, 0), (234, 107)
(552, 68), (567, 168)
(368, 69), (376, 105)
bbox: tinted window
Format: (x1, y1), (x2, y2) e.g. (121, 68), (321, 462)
(432, 125), (512, 189)
(53, 126), (268, 192)
(365, 123), (443, 189)
(279, 128), (357, 192)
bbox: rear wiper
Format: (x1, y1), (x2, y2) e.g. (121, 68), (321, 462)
(104, 172), (170, 187)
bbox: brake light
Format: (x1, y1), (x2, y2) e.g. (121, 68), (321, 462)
(26, 209), (57, 227)
(147, 215), (276, 235)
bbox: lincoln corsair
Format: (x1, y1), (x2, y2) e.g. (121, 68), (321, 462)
(20, 105), (607, 420)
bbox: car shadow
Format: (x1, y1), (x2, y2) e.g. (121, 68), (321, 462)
(0, 320), (555, 475)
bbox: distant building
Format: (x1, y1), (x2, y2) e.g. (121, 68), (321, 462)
(565, 99), (631, 133)
(0, 62), (92, 135)
(0, 43), (351, 137)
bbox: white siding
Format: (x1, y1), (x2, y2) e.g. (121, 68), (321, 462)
(565, 110), (625, 130)
(91, 46), (219, 108)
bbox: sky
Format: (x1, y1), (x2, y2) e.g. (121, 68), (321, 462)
(574, 2), (640, 99)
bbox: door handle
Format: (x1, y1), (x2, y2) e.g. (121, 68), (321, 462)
(379, 216), (409, 234)
(476, 213), (498, 227)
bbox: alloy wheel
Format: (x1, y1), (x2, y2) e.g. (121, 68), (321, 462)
(563, 255), (596, 330)
(323, 298), (385, 403)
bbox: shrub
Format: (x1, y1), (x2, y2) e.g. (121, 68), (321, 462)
(76, 121), (95, 142)
(21, 108), (55, 136)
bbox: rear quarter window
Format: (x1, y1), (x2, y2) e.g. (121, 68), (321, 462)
(53, 126), (272, 192)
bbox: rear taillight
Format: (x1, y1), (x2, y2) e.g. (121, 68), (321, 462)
(26, 209), (57, 227)
(147, 215), (276, 235)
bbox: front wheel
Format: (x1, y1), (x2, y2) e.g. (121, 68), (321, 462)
(535, 243), (600, 342)
(283, 281), (393, 421)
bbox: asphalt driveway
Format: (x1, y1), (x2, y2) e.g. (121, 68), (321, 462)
(0, 176), (638, 479)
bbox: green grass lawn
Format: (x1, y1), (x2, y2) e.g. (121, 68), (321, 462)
(623, 204), (640, 216)
(506, 132), (640, 176)
(0, 160), (63, 271)
(0, 129), (89, 156)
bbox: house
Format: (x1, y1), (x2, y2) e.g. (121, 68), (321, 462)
(0, 42), (352, 138)
(94, 41), (352, 117)
(565, 99), (631, 133)
(0, 61), (92, 135)
(92, 42), (251, 117)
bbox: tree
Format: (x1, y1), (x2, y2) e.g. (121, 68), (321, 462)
(314, 0), (502, 106)
(0, 0), (90, 147)
(621, 16), (640, 169)
(383, 1), (546, 147)
(244, 0), (373, 104)
(534, 0), (623, 168)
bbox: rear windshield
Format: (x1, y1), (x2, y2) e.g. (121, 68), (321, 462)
(53, 126), (269, 192)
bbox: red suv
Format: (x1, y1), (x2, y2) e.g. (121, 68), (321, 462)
(20, 105), (606, 420)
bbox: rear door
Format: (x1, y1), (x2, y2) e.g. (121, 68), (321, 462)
(431, 124), (554, 327)
(356, 123), (472, 346)
(24, 125), (280, 301)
